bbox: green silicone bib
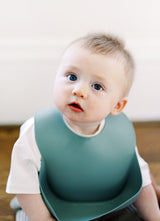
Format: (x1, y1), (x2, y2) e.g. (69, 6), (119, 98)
(35, 107), (142, 221)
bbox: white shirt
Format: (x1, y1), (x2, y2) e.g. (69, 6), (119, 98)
(6, 117), (151, 194)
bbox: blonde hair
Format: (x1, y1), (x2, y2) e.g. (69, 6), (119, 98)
(70, 33), (135, 95)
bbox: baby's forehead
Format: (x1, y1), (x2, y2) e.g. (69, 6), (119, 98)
(64, 41), (123, 61)
(61, 45), (126, 78)
(62, 43), (125, 71)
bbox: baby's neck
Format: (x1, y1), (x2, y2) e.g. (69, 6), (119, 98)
(63, 116), (101, 136)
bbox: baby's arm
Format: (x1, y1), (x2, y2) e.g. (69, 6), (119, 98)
(17, 194), (57, 221)
(134, 184), (160, 221)
(151, 174), (160, 205)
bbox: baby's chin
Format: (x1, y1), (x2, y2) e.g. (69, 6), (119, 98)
(65, 115), (101, 125)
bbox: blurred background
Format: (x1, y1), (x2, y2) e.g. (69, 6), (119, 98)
(0, 0), (160, 125)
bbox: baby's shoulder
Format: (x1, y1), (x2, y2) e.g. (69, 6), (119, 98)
(19, 117), (34, 137)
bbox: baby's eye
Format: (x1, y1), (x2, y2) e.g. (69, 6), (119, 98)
(92, 83), (103, 91)
(67, 74), (77, 81)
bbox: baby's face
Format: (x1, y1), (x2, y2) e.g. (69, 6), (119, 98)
(54, 43), (127, 124)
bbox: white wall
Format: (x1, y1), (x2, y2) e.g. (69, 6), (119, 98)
(0, 0), (160, 124)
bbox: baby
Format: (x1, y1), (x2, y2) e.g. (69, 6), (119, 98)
(7, 33), (160, 221)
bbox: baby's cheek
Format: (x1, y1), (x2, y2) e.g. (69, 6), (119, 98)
(54, 94), (67, 111)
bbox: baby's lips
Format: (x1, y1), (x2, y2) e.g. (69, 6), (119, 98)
(68, 102), (84, 112)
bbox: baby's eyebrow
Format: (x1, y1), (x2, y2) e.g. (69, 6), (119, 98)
(92, 74), (108, 82)
(63, 64), (81, 72)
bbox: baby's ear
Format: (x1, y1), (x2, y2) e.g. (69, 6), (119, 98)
(110, 98), (128, 115)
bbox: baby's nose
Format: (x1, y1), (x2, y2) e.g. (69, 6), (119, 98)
(72, 86), (88, 99)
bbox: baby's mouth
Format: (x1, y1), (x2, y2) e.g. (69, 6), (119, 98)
(68, 102), (84, 113)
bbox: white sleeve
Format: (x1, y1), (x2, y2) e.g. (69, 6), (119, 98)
(135, 147), (152, 187)
(6, 118), (41, 194)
